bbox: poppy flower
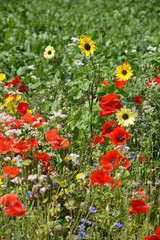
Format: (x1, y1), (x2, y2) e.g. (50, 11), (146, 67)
(109, 126), (131, 146)
(0, 194), (18, 207)
(12, 140), (31, 153)
(29, 115), (45, 128)
(45, 129), (60, 144)
(11, 76), (22, 86)
(115, 78), (127, 88)
(88, 169), (114, 186)
(135, 189), (149, 199)
(90, 136), (106, 147)
(52, 137), (69, 149)
(100, 80), (110, 86)
(4, 201), (26, 217)
(146, 77), (160, 86)
(143, 226), (160, 240)
(118, 156), (130, 170)
(34, 152), (50, 161)
(0, 138), (14, 154)
(128, 200), (151, 215)
(102, 121), (115, 137)
(101, 150), (121, 170)
(99, 94), (123, 117)
(0, 166), (20, 179)
(27, 138), (38, 149)
(132, 96), (144, 104)
(18, 85), (28, 92)
(21, 113), (33, 122)
(17, 102), (29, 115)
(5, 120), (23, 129)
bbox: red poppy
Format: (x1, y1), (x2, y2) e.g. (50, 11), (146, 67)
(11, 76), (22, 86)
(135, 189), (149, 199)
(99, 94), (122, 117)
(0, 166), (20, 179)
(29, 115), (44, 128)
(45, 129), (60, 144)
(27, 138), (38, 149)
(90, 136), (106, 147)
(109, 126), (131, 146)
(115, 78), (127, 88)
(132, 96), (144, 104)
(4, 201), (26, 217)
(0, 194), (18, 207)
(88, 169), (114, 186)
(52, 137), (69, 149)
(18, 85), (28, 92)
(21, 113), (33, 122)
(12, 140), (31, 153)
(102, 121), (115, 137)
(143, 226), (160, 240)
(17, 102), (29, 115)
(118, 156), (130, 170)
(0, 138), (14, 154)
(100, 80), (110, 86)
(34, 152), (50, 161)
(42, 160), (54, 173)
(139, 157), (144, 162)
(146, 77), (160, 86)
(5, 120), (23, 129)
(128, 200), (151, 215)
(101, 150), (121, 170)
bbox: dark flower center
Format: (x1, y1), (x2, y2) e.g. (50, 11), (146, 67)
(108, 126), (114, 132)
(110, 158), (116, 164)
(48, 51), (52, 55)
(122, 114), (129, 120)
(84, 43), (91, 50)
(122, 70), (127, 75)
(117, 136), (125, 143)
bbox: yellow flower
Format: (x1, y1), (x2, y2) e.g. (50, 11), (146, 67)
(44, 46), (55, 60)
(79, 36), (97, 57)
(76, 173), (82, 180)
(5, 96), (14, 102)
(116, 108), (137, 127)
(115, 63), (133, 81)
(0, 179), (2, 185)
(27, 109), (33, 113)
(0, 73), (6, 81)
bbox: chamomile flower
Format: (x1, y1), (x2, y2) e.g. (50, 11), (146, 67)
(43, 46), (55, 60)
(116, 108), (137, 127)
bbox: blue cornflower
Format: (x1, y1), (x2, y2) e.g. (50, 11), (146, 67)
(79, 231), (86, 237)
(93, 163), (98, 167)
(129, 153), (137, 158)
(25, 193), (33, 198)
(89, 206), (97, 213)
(17, 234), (20, 237)
(114, 222), (122, 228)
(78, 224), (85, 231)
(80, 218), (87, 223)
(141, 122), (147, 126)
(51, 183), (57, 188)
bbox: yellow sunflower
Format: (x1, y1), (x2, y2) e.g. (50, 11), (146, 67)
(116, 108), (137, 127)
(43, 46), (55, 60)
(115, 63), (133, 81)
(79, 36), (97, 57)
(0, 73), (5, 81)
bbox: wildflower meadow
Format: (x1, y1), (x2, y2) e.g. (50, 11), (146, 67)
(0, 0), (160, 239)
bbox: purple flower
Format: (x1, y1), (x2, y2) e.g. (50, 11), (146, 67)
(79, 231), (86, 237)
(129, 153), (137, 158)
(93, 163), (98, 167)
(80, 218), (87, 223)
(114, 222), (122, 228)
(25, 193), (33, 198)
(78, 224), (85, 231)
(89, 206), (97, 213)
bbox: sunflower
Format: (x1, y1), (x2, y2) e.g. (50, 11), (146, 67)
(43, 46), (55, 60)
(116, 108), (137, 127)
(79, 36), (97, 57)
(115, 63), (133, 81)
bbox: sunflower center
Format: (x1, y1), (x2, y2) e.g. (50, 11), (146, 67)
(84, 43), (91, 50)
(117, 136), (125, 143)
(122, 70), (127, 75)
(122, 114), (129, 120)
(48, 51), (52, 55)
